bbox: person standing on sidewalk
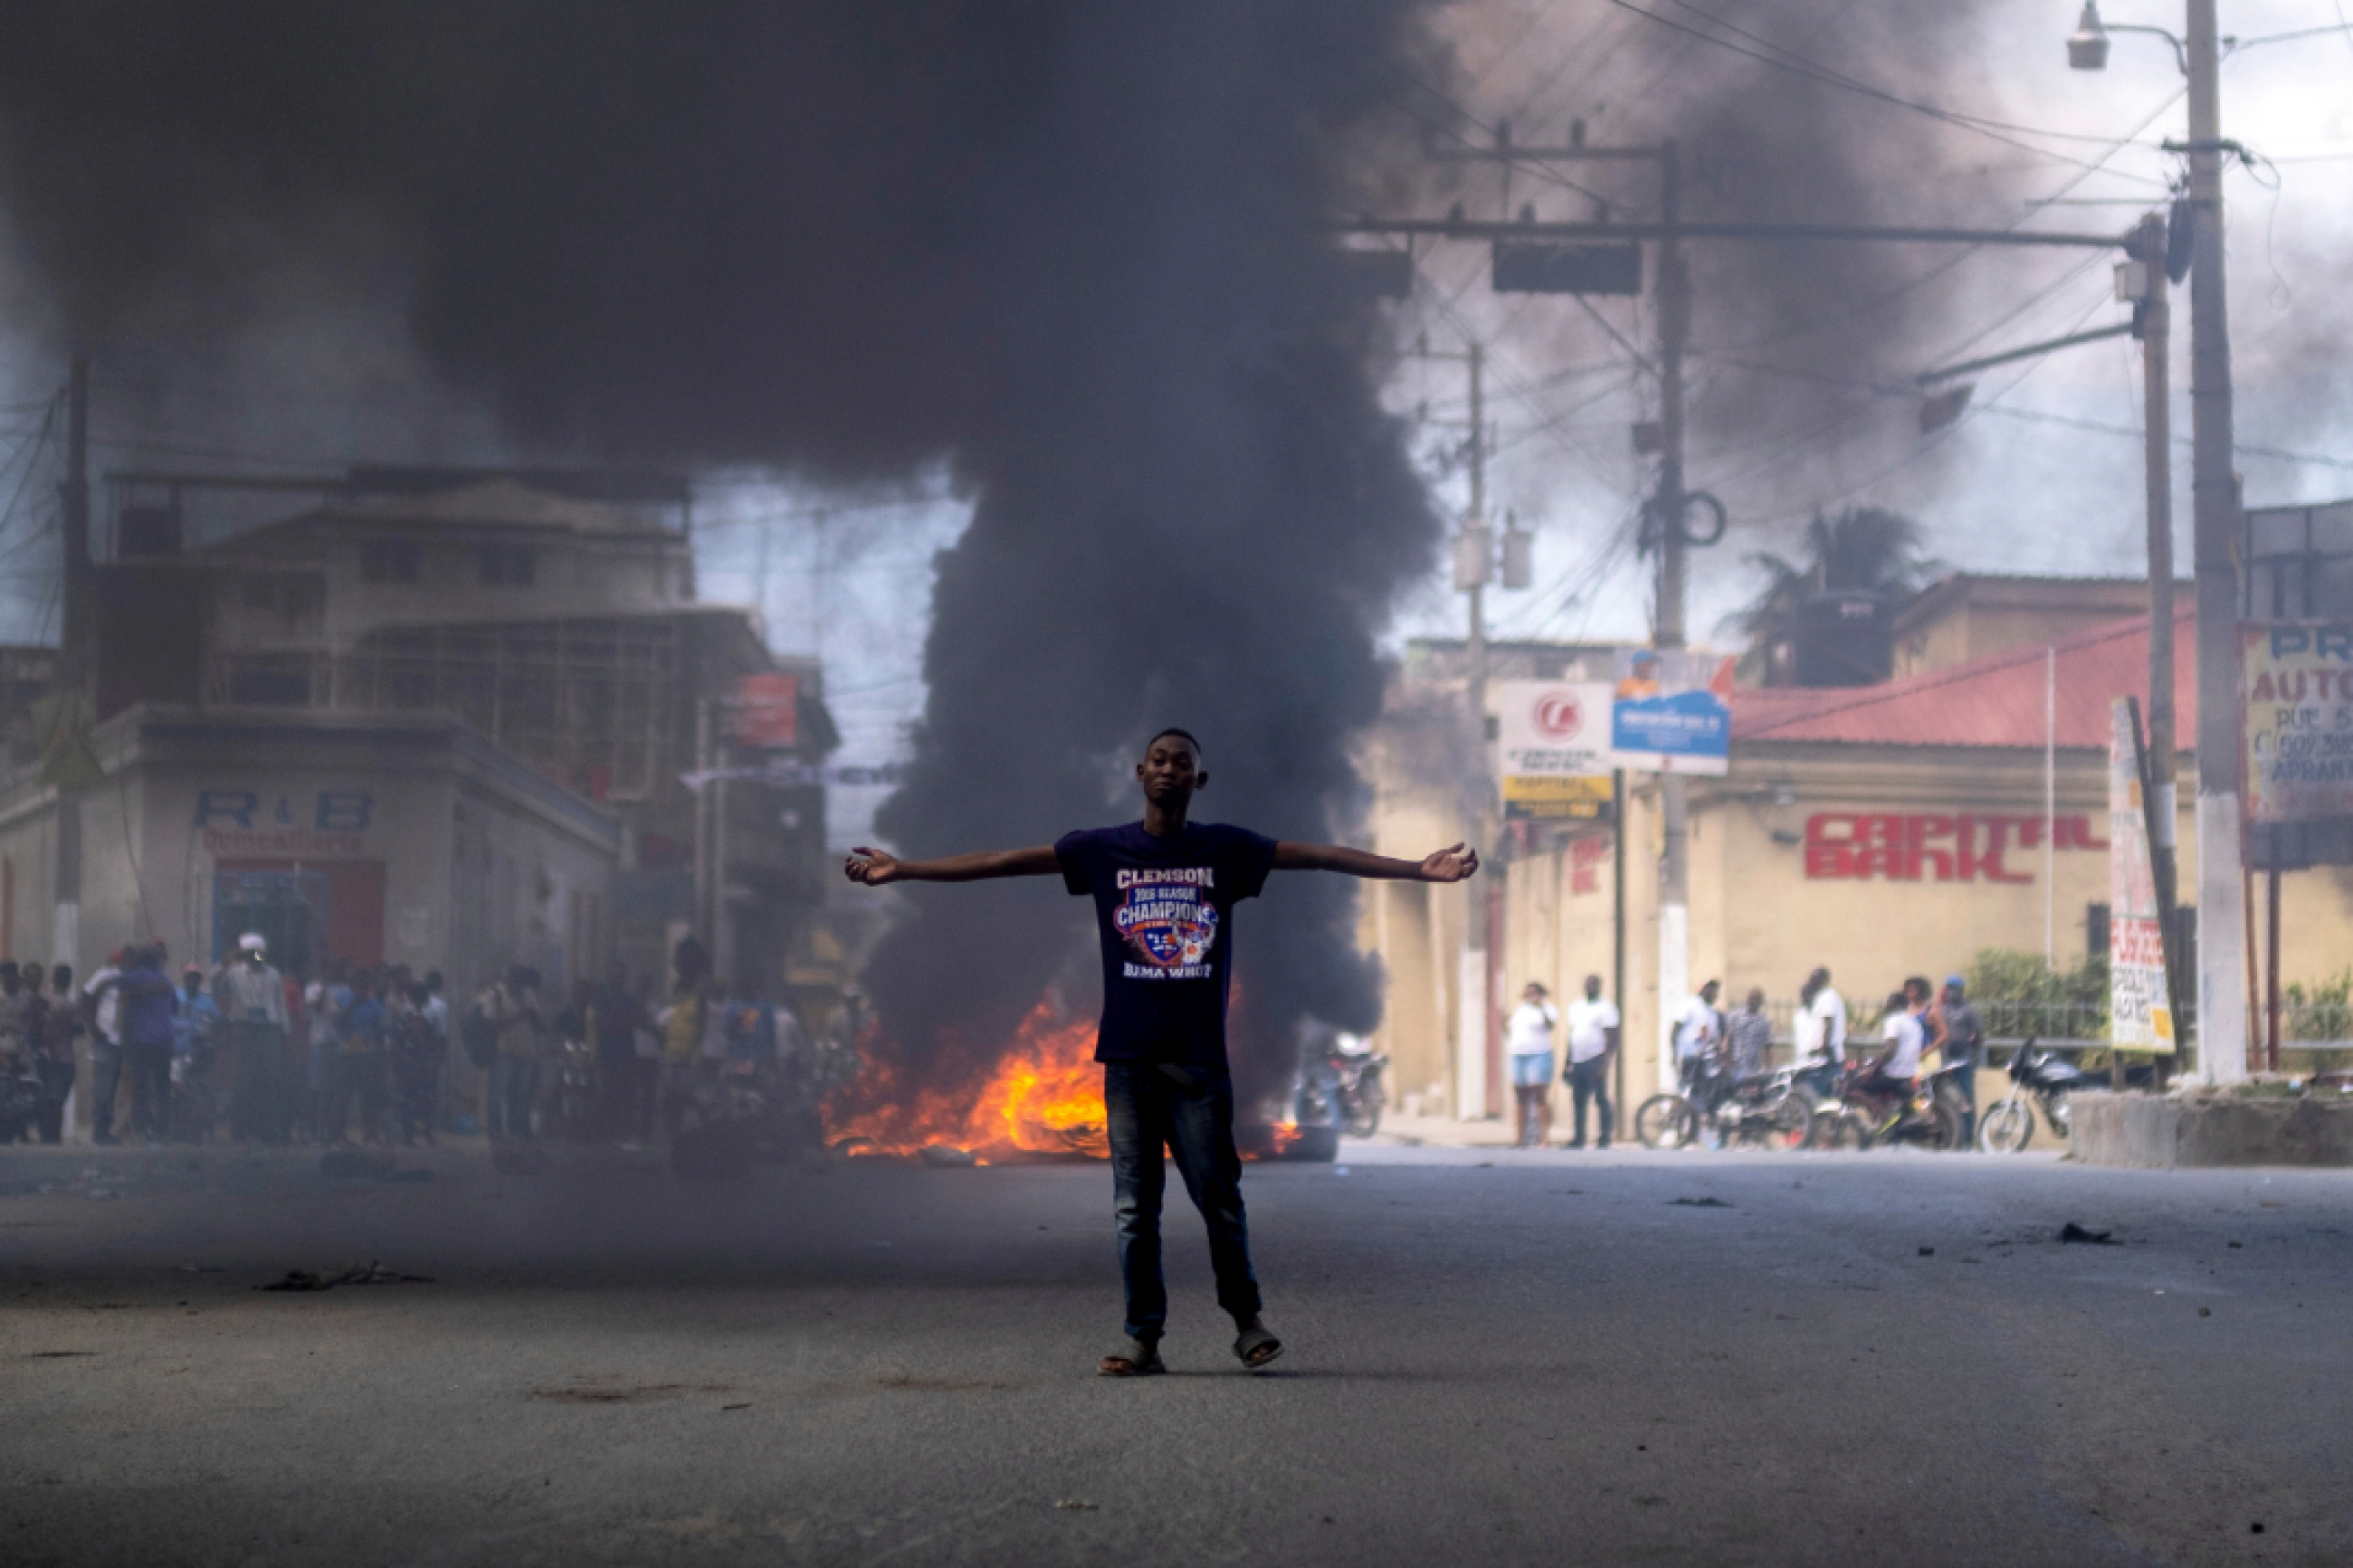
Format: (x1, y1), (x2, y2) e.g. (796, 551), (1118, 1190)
(1673, 980), (1723, 1108)
(1797, 967), (1847, 1101)
(1937, 975), (1985, 1147)
(1504, 982), (1559, 1148)
(81, 948), (124, 1144)
(1562, 974), (1619, 1150)
(35, 966), (83, 1144)
(1726, 988), (1772, 1079)
(108, 946), (179, 1143)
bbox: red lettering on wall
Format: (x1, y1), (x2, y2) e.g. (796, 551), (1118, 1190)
(1802, 813), (2101, 883)
(1568, 835), (1610, 897)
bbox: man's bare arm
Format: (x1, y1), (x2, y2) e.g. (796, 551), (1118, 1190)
(1272, 841), (1480, 882)
(843, 845), (1060, 887)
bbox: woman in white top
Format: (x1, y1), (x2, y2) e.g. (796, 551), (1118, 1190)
(1505, 982), (1559, 1147)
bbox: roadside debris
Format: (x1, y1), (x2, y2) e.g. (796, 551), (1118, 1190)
(1053, 1500), (1099, 1512)
(2059, 1222), (2117, 1245)
(491, 1143), (550, 1176)
(1669, 1196), (1733, 1209)
(257, 1261), (435, 1292)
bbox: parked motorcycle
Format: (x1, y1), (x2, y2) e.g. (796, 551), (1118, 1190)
(1634, 1061), (1813, 1151)
(1711, 1068), (1819, 1150)
(1977, 1039), (2153, 1153)
(1811, 1062), (1966, 1152)
(1293, 1034), (1388, 1139)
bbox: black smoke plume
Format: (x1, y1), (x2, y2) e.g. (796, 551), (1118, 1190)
(0, 3), (1450, 1100)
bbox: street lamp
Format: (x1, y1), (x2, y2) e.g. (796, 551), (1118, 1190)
(2066, 3), (2110, 69)
(2065, 1), (2190, 75)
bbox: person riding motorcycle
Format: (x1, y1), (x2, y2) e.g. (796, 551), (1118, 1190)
(1853, 988), (1926, 1135)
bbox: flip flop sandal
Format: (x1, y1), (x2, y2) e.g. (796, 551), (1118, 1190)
(1098, 1338), (1166, 1377)
(1233, 1326), (1283, 1371)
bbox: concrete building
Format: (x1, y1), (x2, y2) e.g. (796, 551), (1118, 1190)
(1358, 603), (2353, 1121)
(1891, 573), (2195, 680)
(86, 466), (838, 1000)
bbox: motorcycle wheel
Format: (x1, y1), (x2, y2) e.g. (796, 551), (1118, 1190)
(1920, 1096), (1963, 1153)
(1809, 1107), (1867, 1151)
(2044, 1091), (2073, 1139)
(1977, 1096), (2034, 1154)
(1344, 1084), (1384, 1140)
(1634, 1094), (1698, 1150)
(1762, 1089), (1814, 1151)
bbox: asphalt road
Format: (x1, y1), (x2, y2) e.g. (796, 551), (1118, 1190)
(2, 1139), (2348, 1567)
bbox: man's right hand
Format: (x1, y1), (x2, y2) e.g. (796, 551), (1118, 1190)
(843, 847), (900, 887)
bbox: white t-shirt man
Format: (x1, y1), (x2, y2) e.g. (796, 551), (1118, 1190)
(1806, 987), (1849, 1063)
(1673, 995), (1719, 1060)
(1566, 998), (1619, 1064)
(1506, 1000), (1558, 1059)
(1881, 1008), (1925, 1079)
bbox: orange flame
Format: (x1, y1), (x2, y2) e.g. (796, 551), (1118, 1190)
(824, 1002), (1109, 1158)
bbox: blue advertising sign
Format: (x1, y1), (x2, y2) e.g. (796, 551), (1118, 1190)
(1610, 650), (1732, 775)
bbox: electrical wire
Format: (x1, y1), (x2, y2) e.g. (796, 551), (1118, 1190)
(1613, 0), (2170, 179)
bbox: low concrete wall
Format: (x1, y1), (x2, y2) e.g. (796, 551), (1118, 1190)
(2070, 1090), (2353, 1168)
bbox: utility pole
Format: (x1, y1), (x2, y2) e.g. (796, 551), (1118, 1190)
(1463, 340), (1498, 1119)
(2127, 213), (2183, 1069)
(1410, 128), (1694, 1096)
(1409, 333), (1500, 1117)
(2185, 0), (2245, 1085)
(52, 356), (90, 976)
(1652, 141), (1691, 1084)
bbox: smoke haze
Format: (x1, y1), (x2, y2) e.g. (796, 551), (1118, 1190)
(0, 2), (1451, 1098)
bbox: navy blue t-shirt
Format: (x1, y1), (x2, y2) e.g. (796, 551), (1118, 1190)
(1055, 822), (1279, 1067)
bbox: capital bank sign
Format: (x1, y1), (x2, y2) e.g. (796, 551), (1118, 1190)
(1803, 812), (2104, 883)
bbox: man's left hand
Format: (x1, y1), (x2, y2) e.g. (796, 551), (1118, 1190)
(1419, 843), (1480, 883)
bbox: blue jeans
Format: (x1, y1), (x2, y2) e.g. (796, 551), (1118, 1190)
(1947, 1060), (1977, 1145)
(1104, 1061), (1261, 1343)
(90, 1045), (124, 1140)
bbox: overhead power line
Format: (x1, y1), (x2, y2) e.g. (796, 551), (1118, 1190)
(1606, 0), (2169, 183)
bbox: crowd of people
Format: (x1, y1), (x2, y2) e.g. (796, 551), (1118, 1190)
(1500, 964), (1988, 1150)
(0, 931), (855, 1150)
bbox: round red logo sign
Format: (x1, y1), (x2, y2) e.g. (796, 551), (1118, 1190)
(1533, 693), (1584, 740)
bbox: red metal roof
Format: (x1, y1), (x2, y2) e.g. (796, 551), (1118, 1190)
(1731, 610), (2196, 750)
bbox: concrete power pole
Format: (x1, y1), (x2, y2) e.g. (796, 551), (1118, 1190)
(2185, 0), (2245, 1084)
(1460, 340), (1495, 1121)
(1412, 332), (1499, 1119)
(1653, 143), (1691, 1081)
(2128, 213), (2184, 1064)
(52, 356), (90, 974)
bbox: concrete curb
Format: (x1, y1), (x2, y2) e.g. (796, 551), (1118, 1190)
(2069, 1089), (2353, 1168)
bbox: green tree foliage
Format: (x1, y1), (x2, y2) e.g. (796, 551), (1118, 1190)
(1731, 506), (1942, 655)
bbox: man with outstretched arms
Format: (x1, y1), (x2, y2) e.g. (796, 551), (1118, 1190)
(845, 727), (1480, 1377)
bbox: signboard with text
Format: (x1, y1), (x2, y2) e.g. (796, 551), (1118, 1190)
(730, 673), (801, 749)
(1498, 681), (1614, 820)
(2108, 698), (2176, 1052)
(2243, 622), (2353, 867)
(1609, 649), (1732, 775)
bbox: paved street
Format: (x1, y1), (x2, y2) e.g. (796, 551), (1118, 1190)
(3, 1139), (2348, 1566)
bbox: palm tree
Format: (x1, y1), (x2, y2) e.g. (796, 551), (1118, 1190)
(1731, 507), (1941, 685)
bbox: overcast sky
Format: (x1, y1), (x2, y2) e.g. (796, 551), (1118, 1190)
(0, 3), (2342, 852)
(739, 0), (2353, 848)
